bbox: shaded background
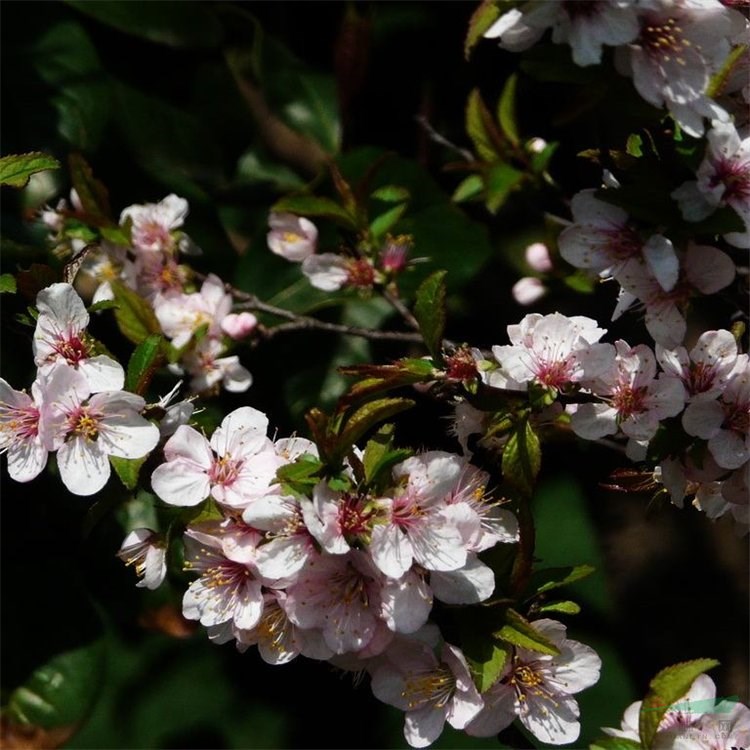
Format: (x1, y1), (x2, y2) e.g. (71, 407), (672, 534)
(1, 2), (747, 748)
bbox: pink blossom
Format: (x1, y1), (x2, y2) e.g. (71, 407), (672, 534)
(614, 245), (735, 349)
(220, 312), (258, 340)
(301, 253), (349, 291)
(33, 283), (124, 392)
(370, 637), (484, 748)
(154, 273), (232, 350)
(369, 452), (471, 578)
(120, 194), (188, 253)
(571, 340), (685, 441)
(0, 377), (50, 482)
(490, 312), (613, 391)
(682, 355), (750, 469)
(512, 276), (547, 306)
(657, 329), (739, 402)
(267, 213), (318, 261)
(78, 243), (137, 304)
(182, 524), (266, 631)
(151, 406), (278, 508)
(466, 619), (601, 745)
(177, 337), (253, 394)
(672, 119), (750, 248)
(525, 241), (553, 272)
(45, 364), (160, 496)
(117, 528), (167, 590)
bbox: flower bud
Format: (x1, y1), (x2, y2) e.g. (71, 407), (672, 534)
(221, 312), (258, 340)
(524, 242), (553, 272)
(512, 276), (547, 306)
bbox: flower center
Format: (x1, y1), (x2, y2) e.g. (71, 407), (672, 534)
(210, 455), (242, 486)
(0, 402), (40, 442)
(723, 401), (749, 434)
(346, 258), (375, 289)
(402, 667), (455, 710)
(535, 359), (574, 388)
(68, 406), (100, 441)
(338, 493), (376, 538)
(640, 17), (691, 63)
(711, 156), (750, 204)
(137, 221), (173, 250)
(53, 334), (90, 365)
(445, 349), (477, 381)
(612, 385), (648, 419)
(282, 231), (302, 243)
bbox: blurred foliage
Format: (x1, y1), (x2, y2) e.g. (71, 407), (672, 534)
(1, 2), (747, 749)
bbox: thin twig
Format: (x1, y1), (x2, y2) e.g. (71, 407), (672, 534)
(205, 275), (424, 344)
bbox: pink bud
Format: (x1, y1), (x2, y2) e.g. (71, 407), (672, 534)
(221, 312), (258, 340)
(524, 242), (553, 273)
(379, 236), (411, 274)
(512, 277), (547, 306)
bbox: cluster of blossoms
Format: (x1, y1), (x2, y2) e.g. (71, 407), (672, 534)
(268, 212), (413, 293)
(115, 403), (606, 746)
(474, 312), (749, 530)
(604, 674), (750, 750)
(40, 194), (256, 394)
(0, 283), (161, 495)
(483, 0), (749, 137)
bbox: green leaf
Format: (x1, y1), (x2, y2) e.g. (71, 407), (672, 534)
(369, 202), (407, 240)
(413, 270), (447, 361)
(590, 737), (643, 750)
(276, 455), (324, 491)
(465, 0), (501, 59)
(126, 334), (165, 395)
(452, 174), (484, 203)
(502, 418), (541, 496)
(497, 74), (521, 147)
(371, 185), (410, 203)
(87, 299), (119, 314)
(68, 153), (113, 226)
(537, 600), (581, 615)
(110, 281), (161, 344)
(109, 455), (147, 490)
(626, 134), (644, 158)
(67, 0), (222, 49)
(0, 152), (60, 189)
(0, 273), (17, 294)
(467, 642), (510, 694)
(494, 609), (561, 656)
(362, 424), (413, 491)
(271, 194), (357, 229)
(336, 398), (415, 463)
(485, 162), (524, 214)
(639, 659), (720, 748)
(533, 564), (596, 595)
(466, 89), (503, 162)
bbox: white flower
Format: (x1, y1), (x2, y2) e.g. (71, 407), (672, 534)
(370, 637), (484, 748)
(151, 406), (280, 508)
(512, 276), (547, 306)
(267, 213), (318, 261)
(571, 340), (685, 441)
(656, 329), (739, 402)
(672, 701), (750, 750)
(154, 273), (232, 350)
(78, 242), (137, 304)
(490, 312), (613, 391)
(484, 1), (640, 67)
(178, 337), (253, 394)
(682, 355), (750, 470)
(33, 283), (124, 392)
(45, 364), (160, 496)
(672, 119), (750, 248)
(466, 619), (601, 745)
(182, 523), (266, 631)
(614, 245), (735, 349)
(0, 377), (50, 482)
(615, 2), (741, 137)
(120, 194), (189, 253)
(301, 253), (350, 291)
(117, 528), (167, 589)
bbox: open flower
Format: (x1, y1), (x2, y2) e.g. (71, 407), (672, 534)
(267, 213), (318, 261)
(466, 619), (601, 745)
(151, 406), (279, 508)
(120, 194), (189, 253)
(33, 283), (124, 392)
(370, 636), (484, 748)
(45, 364), (160, 496)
